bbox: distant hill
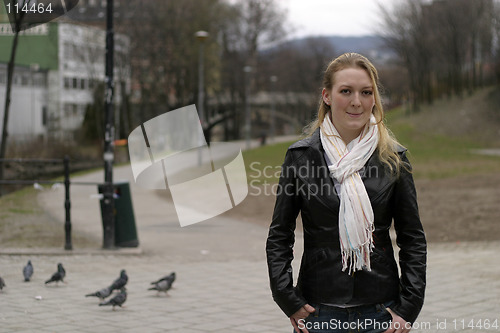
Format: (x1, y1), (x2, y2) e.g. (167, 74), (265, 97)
(322, 35), (384, 52)
(322, 35), (396, 64)
(269, 35), (397, 64)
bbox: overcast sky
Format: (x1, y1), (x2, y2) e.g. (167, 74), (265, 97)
(283, 0), (392, 38)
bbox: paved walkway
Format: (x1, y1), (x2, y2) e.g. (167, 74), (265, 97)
(1, 137), (500, 332)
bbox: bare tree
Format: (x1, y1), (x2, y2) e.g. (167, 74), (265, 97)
(379, 0), (496, 111)
(492, 1), (500, 84)
(217, 0), (288, 139)
(380, 0), (432, 111)
(254, 36), (336, 129)
(0, 0), (29, 194)
(467, 0), (494, 89)
(115, 0), (226, 125)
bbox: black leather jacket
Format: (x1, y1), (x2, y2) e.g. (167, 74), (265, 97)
(266, 128), (426, 323)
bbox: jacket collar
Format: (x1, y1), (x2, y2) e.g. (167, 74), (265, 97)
(289, 128), (322, 150)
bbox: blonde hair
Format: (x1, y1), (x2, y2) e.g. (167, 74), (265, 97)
(304, 52), (405, 175)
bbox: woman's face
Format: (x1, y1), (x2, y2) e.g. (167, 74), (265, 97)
(322, 67), (375, 143)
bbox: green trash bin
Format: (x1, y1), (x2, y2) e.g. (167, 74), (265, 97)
(98, 181), (139, 247)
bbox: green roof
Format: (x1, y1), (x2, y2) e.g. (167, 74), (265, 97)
(0, 8), (59, 71)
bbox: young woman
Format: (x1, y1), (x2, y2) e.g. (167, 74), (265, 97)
(266, 53), (426, 333)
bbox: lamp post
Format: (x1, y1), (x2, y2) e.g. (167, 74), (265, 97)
(269, 75), (278, 142)
(195, 31), (208, 165)
(195, 31), (209, 127)
(243, 65), (252, 150)
(102, 0), (115, 249)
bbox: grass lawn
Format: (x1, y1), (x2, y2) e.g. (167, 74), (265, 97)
(386, 99), (500, 179)
(243, 140), (295, 185)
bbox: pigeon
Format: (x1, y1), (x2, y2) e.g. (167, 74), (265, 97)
(99, 287), (127, 310)
(148, 279), (172, 296)
(109, 269), (128, 291)
(85, 287), (112, 300)
(33, 182), (44, 191)
(23, 260), (34, 282)
(0, 276), (5, 290)
(150, 272), (176, 286)
(45, 263), (65, 285)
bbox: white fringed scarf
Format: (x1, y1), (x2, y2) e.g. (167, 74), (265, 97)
(320, 114), (379, 274)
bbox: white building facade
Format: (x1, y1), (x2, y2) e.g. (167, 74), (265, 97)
(0, 21), (130, 142)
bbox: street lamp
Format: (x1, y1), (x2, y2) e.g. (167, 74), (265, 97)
(195, 31), (209, 166)
(269, 75), (278, 142)
(102, 0), (115, 249)
(243, 66), (252, 150)
(195, 30), (209, 126)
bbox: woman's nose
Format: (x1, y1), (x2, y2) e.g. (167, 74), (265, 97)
(351, 93), (361, 107)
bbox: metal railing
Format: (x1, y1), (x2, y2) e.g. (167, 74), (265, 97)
(0, 156), (102, 250)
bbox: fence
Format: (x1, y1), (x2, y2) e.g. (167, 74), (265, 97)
(0, 156), (103, 250)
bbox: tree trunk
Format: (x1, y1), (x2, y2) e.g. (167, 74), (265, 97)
(0, 27), (21, 195)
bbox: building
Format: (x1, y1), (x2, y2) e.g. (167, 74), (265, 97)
(0, 18), (130, 142)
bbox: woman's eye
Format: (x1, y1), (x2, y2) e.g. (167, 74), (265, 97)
(363, 90), (373, 95)
(340, 89), (350, 94)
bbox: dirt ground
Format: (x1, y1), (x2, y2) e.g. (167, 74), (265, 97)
(0, 190), (100, 248)
(221, 173), (500, 243)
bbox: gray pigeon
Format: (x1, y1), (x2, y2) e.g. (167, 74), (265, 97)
(150, 272), (175, 285)
(45, 263), (65, 285)
(148, 279), (172, 296)
(85, 287), (112, 300)
(99, 287), (127, 310)
(0, 276), (5, 290)
(109, 269), (128, 291)
(23, 260), (34, 282)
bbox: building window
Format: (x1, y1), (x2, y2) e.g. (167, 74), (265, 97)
(90, 79), (100, 90)
(21, 74), (29, 86)
(72, 77), (78, 89)
(42, 106), (48, 126)
(64, 77), (71, 89)
(33, 74), (45, 87)
(64, 103), (71, 116)
(64, 42), (73, 59)
(78, 104), (86, 116)
(64, 103), (79, 117)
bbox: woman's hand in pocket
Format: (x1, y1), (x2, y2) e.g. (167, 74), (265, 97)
(384, 307), (411, 333)
(290, 304), (316, 333)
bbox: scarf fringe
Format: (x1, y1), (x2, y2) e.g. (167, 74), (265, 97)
(342, 240), (374, 275)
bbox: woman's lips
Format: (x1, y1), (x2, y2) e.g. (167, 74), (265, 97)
(346, 112), (362, 117)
